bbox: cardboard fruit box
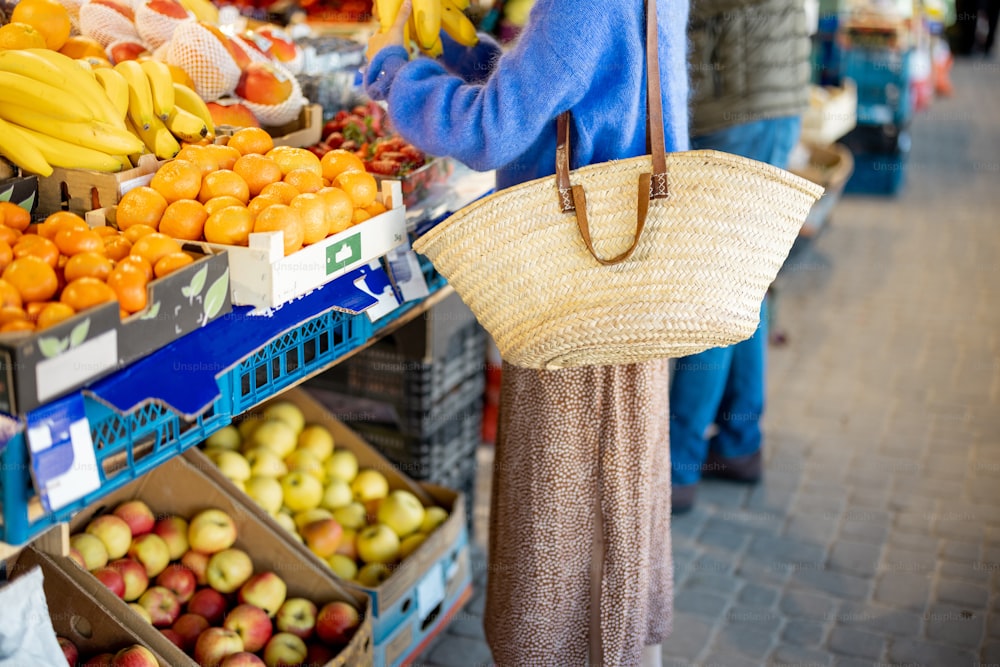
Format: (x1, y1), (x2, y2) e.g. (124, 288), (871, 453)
(0, 174), (38, 216)
(64, 453), (374, 667)
(36, 154), (161, 218)
(0, 242), (231, 416)
(8, 545), (179, 666)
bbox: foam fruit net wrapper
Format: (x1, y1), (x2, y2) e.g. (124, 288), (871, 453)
(166, 21), (240, 102)
(234, 60), (307, 127)
(79, 1), (141, 46)
(135, 2), (192, 50)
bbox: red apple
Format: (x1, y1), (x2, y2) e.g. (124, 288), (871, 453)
(89, 0), (135, 21)
(227, 37), (252, 70)
(180, 550), (210, 586)
(128, 533), (171, 578)
(262, 632), (307, 667)
(57, 636), (79, 666)
(108, 41), (151, 64)
(235, 62), (293, 106)
(92, 565), (126, 598)
(315, 601), (360, 645)
(223, 603), (273, 653)
(206, 102), (260, 129)
(194, 627), (244, 667)
(300, 518), (342, 559)
(172, 613), (210, 652)
(156, 564), (197, 604)
(108, 558), (149, 602)
(82, 653), (116, 667)
(221, 653), (266, 667)
(274, 597), (316, 640)
(112, 644), (158, 667)
(160, 627), (185, 649)
(113, 500), (155, 537)
(237, 572), (286, 617)
(137, 586), (181, 627)
(305, 642), (337, 666)
(145, 0), (188, 19)
(186, 587), (228, 625)
(152, 515), (189, 561)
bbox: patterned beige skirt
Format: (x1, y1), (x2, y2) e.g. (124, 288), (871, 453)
(484, 359), (673, 666)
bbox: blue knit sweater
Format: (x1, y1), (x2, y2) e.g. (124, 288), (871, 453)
(364, 0), (690, 191)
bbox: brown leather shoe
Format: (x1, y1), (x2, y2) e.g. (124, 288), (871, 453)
(703, 449), (762, 484)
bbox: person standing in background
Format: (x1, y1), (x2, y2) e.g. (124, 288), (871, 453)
(669, 0), (811, 514)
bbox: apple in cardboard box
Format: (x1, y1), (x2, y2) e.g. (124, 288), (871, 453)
(109, 557), (150, 601)
(274, 597), (316, 640)
(155, 563), (197, 603)
(92, 565), (127, 598)
(86, 515), (134, 559)
(172, 612), (211, 652)
(128, 534), (171, 578)
(152, 515), (189, 561)
(113, 500), (156, 537)
(315, 601), (360, 645)
(223, 603), (273, 653)
(187, 588), (228, 625)
(137, 586), (181, 627)
(194, 627), (245, 667)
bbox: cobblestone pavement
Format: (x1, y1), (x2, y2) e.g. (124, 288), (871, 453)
(416, 56), (1000, 667)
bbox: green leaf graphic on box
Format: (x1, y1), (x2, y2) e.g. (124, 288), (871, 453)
(327, 234), (361, 273)
(39, 335), (70, 358)
(182, 265), (208, 298)
(23, 192), (35, 211)
(69, 319), (90, 347)
(203, 268), (229, 320)
(0, 186), (10, 202)
(140, 301), (161, 320)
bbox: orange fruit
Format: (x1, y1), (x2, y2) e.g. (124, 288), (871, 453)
(289, 193), (329, 245)
(13, 235), (59, 268)
(149, 159), (203, 203)
(107, 261), (150, 313)
(204, 196), (246, 216)
(252, 204), (303, 256)
(117, 255), (154, 281)
(204, 206), (254, 246)
(60, 277), (117, 312)
(233, 154), (283, 197)
(284, 168), (324, 194)
(0, 226), (21, 246)
(39, 211), (88, 239)
(3, 256), (58, 303)
(258, 181), (299, 205)
(351, 208), (371, 225)
(0, 22), (47, 49)
(159, 199), (208, 241)
(0, 202), (30, 232)
(317, 187), (354, 235)
(198, 170), (249, 204)
(0, 279), (23, 309)
(10, 0), (71, 50)
(64, 252), (113, 282)
(24, 301), (47, 321)
(103, 235), (133, 262)
(58, 35), (106, 59)
(364, 201), (388, 217)
(266, 146), (322, 177)
(175, 145), (221, 177)
(92, 226), (119, 238)
(153, 251), (194, 278)
(0, 241), (11, 274)
(124, 224), (157, 243)
(54, 228), (104, 256)
(202, 144), (241, 171)
(116, 186), (168, 230)
(36, 302), (76, 330)
(246, 195), (281, 219)
(0, 306), (28, 325)
(130, 232), (183, 267)
(0, 319), (34, 333)
(335, 170), (378, 209)
(228, 127), (274, 156)
(320, 149), (366, 182)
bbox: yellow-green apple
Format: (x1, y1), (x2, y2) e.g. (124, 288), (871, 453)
(249, 420), (298, 459)
(180, 549), (210, 586)
(112, 644), (159, 666)
(301, 518), (343, 559)
(420, 506), (449, 534)
(92, 565), (126, 598)
(205, 425), (242, 450)
(206, 449), (252, 483)
(187, 588), (227, 625)
(334, 528), (357, 560)
(207, 548), (254, 594)
(244, 447), (288, 478)
(326, 553), (357, 580)
(57, 637), (78, 666)
(107, 557), (147, 600)
(155, 563), (197, 603)
(238, 571), (287, 617)
(188, 508), (238, 554)
(244, 476), (284, 515)
(323, 450), (358, 483)
(305, 643), (336, 667)
(292, 508), (333, 531)
(319, 479), (352, 511)
(296, 425), (334, 461)
(262, 632), (307, 667)
(137, 585), (181, 627)
(113, 500), (155, 537)
(86, 515), (133, 559)
(223, 603), (273, 652)
(377, 490), (426, 538)
(355, 562), (392, 587)
(70, 533), (109, 571)
(315, 601), (360, 645)
(221, 653), (267, 667)
(350, 469), (389, 503)
(172, 612), (210, 652)
(127, 533), (171, 577)
(68, 547), (87, 569)
(236, 414), (263, 441)
(356, 524), (400, 564)
(261, 401), (305, 434)
(283, 449), (325, 483)
(275, 598), (316, 640)
(194, 627), (245, 667)
(272, 511), (298, 535)
(128, 602), (152, 624)
(331, 503), (366, 531)
(399, 533), (427, 560)
(152, 514), (189, 560)
(280, 471), (323, 512)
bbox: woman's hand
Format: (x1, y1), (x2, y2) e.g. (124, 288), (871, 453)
(367, 0), (412, 62)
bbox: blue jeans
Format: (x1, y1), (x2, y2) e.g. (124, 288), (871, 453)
(670, 116), (802, 487)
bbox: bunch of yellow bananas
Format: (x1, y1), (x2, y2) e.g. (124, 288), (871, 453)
(103, 59), (216, 162)
(0, 48), (146, 177)
(376, 0), (478, 58)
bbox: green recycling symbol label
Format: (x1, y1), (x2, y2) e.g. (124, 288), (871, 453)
(326, 234), (362, 274)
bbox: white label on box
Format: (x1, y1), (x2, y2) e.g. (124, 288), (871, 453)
(416, 561), (445, 621)
(27, 395), (101, 512)
(35, 329), (118, 403)
(37, 419), (100, 511)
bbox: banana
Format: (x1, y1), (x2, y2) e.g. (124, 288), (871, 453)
(13, 124), (125, 172)
(450, 0), (469, 9)
(412, 0), (442, 51)
(0, 116), (53, 177)
(0, 105), (145, 156)
(25, 49), (125, 129)
(139, 59), (175, 121)
(0, 71), (94, 122)
(129, 114), (181, 160)
(165, 106), (208, 143)
(172, 82), (215, 136)
(440, 1), (478, 46)
(375, 0), (404, 30)
(93, 68), (130, 121)
(115, 60), (156, 132)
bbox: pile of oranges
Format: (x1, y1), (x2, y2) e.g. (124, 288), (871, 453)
(0, 203), (195, 335)
(115, 127), (385, 257)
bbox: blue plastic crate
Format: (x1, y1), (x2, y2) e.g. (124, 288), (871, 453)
(844, 150), (908, 195)
(843, 47), (913, 126)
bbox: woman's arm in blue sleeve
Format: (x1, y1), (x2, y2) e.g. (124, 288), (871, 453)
(437, 31), (503, 84)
